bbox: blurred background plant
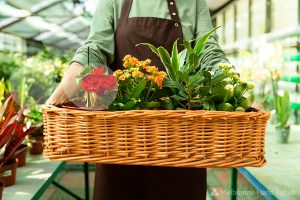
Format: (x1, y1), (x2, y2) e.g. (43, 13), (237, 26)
(0, 49), (70, 154)
(270, 70), (291, 143)
(0, 48), (70, 106)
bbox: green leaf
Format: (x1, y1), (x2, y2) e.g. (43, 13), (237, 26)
(187, 53), (200, 74)
(123, 101), (136, 110)
(194, 26), (220, 56)
(240, 95), (255, 110)
(235, 107), (245, 112)
(137, 43), (159, 57)
(203, 98), (216, 111)
(190, 99), (204, 103)
(171, 39), (180, 71)
(158, 47), (176, 80)
(163, 80), (185, 92)
(160, 97), (174, 110)
(179, 49), (187, 71)
(143, 101), (160, 109)
(131, 79), (147, 99)
(198, 86), (211, 96)
(216, 103), (234, 111)
(234, 83), (248, 97)
(183, 40), (194, 54)
(171, 95), (187, 101)
(177, 71), (189, 84)
(202, 71), (212, 80)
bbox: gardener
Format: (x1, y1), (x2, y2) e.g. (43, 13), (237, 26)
(47, 0), (229, 199)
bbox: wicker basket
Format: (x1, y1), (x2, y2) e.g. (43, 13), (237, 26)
(42, 105), (270, 168)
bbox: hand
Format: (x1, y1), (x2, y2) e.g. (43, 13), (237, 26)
(45, 62), (83, 106)
(45, 92), (68, 106)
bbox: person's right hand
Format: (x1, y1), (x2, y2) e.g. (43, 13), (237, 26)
(45, 62), (83, 106)
(45, 92), (67, 106)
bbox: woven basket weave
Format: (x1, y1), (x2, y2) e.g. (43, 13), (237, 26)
(42, 105), (270, 168)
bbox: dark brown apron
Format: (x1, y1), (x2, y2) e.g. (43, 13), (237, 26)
(93, 0), (207, 199)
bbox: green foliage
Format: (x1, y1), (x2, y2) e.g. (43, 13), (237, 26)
(0, 80), (5, 108)
(0, 51), (23, 81)
(271, 73), (291, 128)
(142, 27), (255, 111)
(275, 91), (291, 128)
(1, 49), (70, 107)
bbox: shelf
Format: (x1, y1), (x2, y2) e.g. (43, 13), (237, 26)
(284, 54), (300, 62)
(291, 102), (300, 110)
(281, 75), (300, 83)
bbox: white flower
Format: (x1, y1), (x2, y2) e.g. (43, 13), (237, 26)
(225, 84), (234, 93)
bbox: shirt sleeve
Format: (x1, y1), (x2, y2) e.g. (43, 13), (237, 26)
(195, 0), (229, 71)
(70, 0), (115, 67)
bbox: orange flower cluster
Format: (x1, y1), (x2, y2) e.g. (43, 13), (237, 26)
(113, 55), (167, 89)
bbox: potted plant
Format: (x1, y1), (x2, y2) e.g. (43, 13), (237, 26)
(25, 105), (44, 155)
(0, 181), (4, 200)
(12, 143), (28, 167)
(271, 71), (291, 143)
(0, 93), (37, 186)
(141, 27), (254, 112)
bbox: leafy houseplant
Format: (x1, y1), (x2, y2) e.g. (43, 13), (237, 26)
(141, 27), (255, 111)
(25, 104), (44, 154)
(271, 71), (291, 143)
(0, 93), (37, 186)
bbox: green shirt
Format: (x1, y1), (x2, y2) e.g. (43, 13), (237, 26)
(71, 0), (228, 70)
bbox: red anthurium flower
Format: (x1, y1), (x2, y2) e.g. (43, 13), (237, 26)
(100, 76), (118, 90)
(93, 66), (105, 76)
(82, 74), (102, 93)
(82, 66), (118, 96)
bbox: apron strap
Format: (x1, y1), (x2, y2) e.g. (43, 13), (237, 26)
(119, 0), (133, 24)
(120, 0), (181, 23)
(166, 0), (181, 23)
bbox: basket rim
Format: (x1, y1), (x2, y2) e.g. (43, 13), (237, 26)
(42, 105), (270, 119)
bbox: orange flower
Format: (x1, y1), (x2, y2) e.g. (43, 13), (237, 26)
(154, 72), (167, 89)
(113, 69), (123, 76)
(139, 59), (152, 67)
(132, 70), (144, 78)
(158, 71), (167, 77)
(144, 65), (159, 73)
(148, 75), (154, 81)
(130, 57), (139, 66)
(123, 55), (139, 68)
(118, 74), (126, 81)
(155, 76), (165, 89)
(123, 55), (131, 62)
(123, 62), (130, 68)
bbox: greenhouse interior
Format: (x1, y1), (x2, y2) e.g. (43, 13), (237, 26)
(0, 0), (299, 199)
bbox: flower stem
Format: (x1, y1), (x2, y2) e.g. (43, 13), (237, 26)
(86, 93), (91, 108)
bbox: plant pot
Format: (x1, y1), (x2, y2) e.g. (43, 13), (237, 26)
(34, 135), (45, 142)
(0, 181), (4, 200)
(0, 159), (17, 187)
(13, 144), (28, 167)
(276, 127), (290, 144)
(29, 141), (44, 155)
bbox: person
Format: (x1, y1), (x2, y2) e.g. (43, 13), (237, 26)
(47, 0), (230, 199)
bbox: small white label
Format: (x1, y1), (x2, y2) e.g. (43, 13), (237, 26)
(2, 169), (12, 177)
